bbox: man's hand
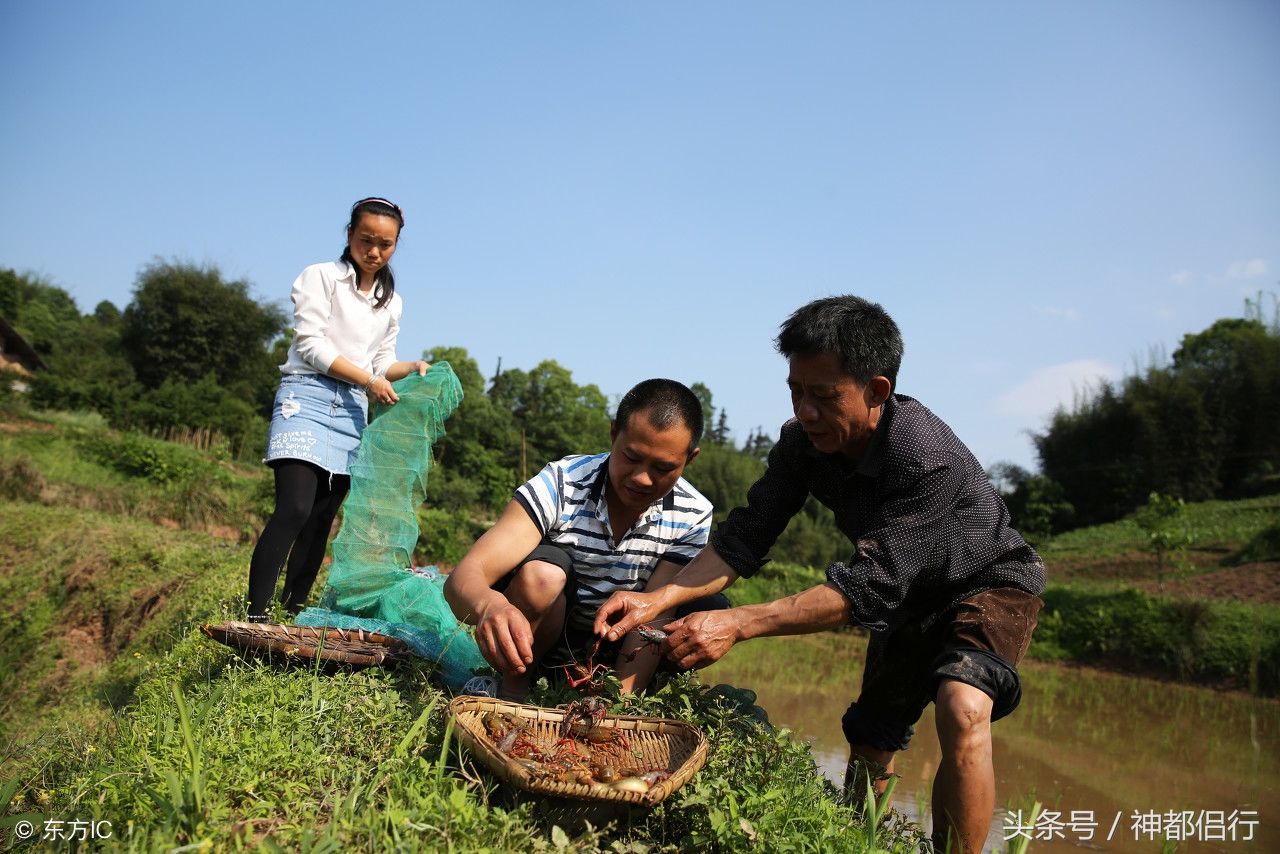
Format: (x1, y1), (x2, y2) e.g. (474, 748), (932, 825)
(664, 609), (743, 669)
(594, 590), (666, 642)
(475, 597), (534, 674)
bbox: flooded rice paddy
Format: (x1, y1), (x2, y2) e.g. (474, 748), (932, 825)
(702, 632), (1278, 852)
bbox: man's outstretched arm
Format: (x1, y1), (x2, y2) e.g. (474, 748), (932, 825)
(594, 545), (741, 642)
(663, 581), (853, 669)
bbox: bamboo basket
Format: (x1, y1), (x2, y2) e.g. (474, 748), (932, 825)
(447, 696), (707, 813)
(201, 621), (409, 668)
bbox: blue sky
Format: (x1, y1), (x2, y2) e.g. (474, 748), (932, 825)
(2, 1), (1277, 470)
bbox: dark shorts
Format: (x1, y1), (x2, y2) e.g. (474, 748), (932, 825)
(841, 587), (1042, 752)
(498, 542), (729, 676)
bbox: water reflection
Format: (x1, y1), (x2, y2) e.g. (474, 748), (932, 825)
(702, 632), (1279, 852)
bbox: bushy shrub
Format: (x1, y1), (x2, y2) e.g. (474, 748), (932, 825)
(118, 373), (269, 462)
(1032, 585), (1280, 694)
(78, 432), (206, 483)
(0, 454), (45, 501)
(1234, 521), (1280, 563)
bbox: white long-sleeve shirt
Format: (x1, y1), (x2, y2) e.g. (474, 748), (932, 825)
(278, 260), (403, 377)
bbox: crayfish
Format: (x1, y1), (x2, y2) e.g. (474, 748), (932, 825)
(621, 624), (669, 662)
(558, 624), (671, 690)
(482, 698), (674, 793)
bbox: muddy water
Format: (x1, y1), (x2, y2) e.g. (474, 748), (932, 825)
(702, 633), (1279, 852)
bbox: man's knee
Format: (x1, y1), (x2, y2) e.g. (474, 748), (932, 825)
(934, 679), (994, 751)
(506, 560), (567, 605)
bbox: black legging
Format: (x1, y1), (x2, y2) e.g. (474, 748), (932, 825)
(246, 460), (350, 618)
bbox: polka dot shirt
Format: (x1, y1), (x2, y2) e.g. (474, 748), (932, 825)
(709, 394), (1046, 633)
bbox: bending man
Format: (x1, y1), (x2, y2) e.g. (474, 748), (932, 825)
(596, 297), (1045, 854)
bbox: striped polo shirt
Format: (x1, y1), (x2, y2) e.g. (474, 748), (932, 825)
(515, 453), (713, 630)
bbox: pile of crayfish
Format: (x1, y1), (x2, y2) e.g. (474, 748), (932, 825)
(481, 697), (672, 794)
(558, 624), (670, 692)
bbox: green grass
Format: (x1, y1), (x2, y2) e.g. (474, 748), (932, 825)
(0, 412), (925, 852)
(0, 501), (252, 745)
(1032, 584), (1280, 693)
(726, 561), (828, 608)
(0, 415), (272, 536)
(2, 408), (1277, 849)
(6, 625), (927, 851)
(1039, 494), (1280, 567)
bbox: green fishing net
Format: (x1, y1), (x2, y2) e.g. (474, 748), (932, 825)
(295, 362), (487, 687)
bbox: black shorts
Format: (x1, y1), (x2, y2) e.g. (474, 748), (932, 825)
(841, 588), (1042, 752)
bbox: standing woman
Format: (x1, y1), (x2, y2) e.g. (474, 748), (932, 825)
(246, 197), (429, 621)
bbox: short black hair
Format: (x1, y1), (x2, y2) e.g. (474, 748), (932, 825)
(775, 295), (903, 389)
(613, 378), (704, 453)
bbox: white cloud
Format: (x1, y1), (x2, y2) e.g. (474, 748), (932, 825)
(1169, 270), (1196, 286)
(995, 359), (1122, 419)
(1225, 258), (1269, 280)
(1038, 305), (1081, 321)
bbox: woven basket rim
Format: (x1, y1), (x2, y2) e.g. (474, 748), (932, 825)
(201, 620), (409, 667)
(447, 696), (707, 807)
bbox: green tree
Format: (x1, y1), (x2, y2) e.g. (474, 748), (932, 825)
(1035, 303), (1280, 526)
(489, 360), (610, 478)
(120, 261), (287, 410)
(685, 442), (765, 523)
(742, 427), (775, 461)
(28, 297), (140, 417)
(0, 269), (140, 418)
(0, 268), (20, 319)
(772, 499), (853, 569)
(712, 409), (732, 446)
(1133, 491), (1194, 589)
(690, 381), (716, 441)
(424, 345), (517, 513)
(1, 268), (82, 354)
(987, 462), (1075, 546)
(1171, 315), (1280, 495)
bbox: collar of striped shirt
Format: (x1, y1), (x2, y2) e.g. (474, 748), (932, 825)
(585, 458), (678, 525)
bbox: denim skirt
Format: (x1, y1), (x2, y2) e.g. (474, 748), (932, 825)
(264, 373), (368, 475)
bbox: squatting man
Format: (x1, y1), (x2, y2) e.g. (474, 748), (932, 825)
(444, 378), (727, 700)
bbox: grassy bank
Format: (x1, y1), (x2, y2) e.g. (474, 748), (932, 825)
(3, 408), (1277, 850)
(1039, 493), (1280, 580)
(0, 412), (924, 851)
(1034, 585), (1280, 693)
(0, 502), (250, 746)
(0, 409), (272, 539)
(6, 634), (923, 851)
